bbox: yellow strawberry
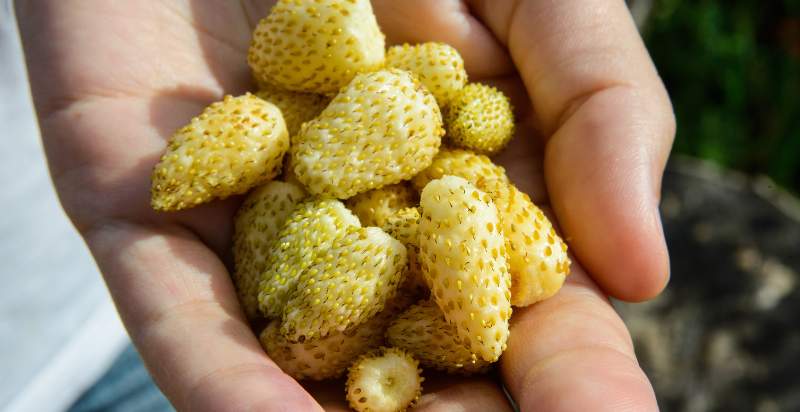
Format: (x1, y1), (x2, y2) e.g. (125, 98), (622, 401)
(151, 94), (288, 211)
(382, 207), (428, 297)
(445, 84), (515, 155)
(346, 183), (417, 227)
(478, 179), (571, 306)
(256, 83), (330, 137)
(258, 288), (418, 381)
(232, 181), (306, 319)
(259, 313), (383, 381)
(346, 347), (422, 412)
(381, 207), (419, 246)
(411, 148), (508, 192)
(385, 42), (467, 107)
(418, 176), (512, 362)
(292, 69), (444, 199)
(258, 198), (360, 318)
(248, 0), (385, 94)
(281, 226), (407, 342)
(387, 300), (491, 375)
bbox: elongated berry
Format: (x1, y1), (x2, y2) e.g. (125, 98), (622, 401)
(478, 179), (571, 306)
(151, 94), (289, 211)
(418, 176), (512, 362)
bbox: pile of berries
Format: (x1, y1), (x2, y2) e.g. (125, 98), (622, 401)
(150, 1), (570, 411)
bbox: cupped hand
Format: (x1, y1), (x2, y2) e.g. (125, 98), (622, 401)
(17, 0), (673, 410)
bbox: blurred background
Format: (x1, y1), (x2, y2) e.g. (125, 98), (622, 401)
(1, 1), (798, 411)
(642, 0), (800, 193)
(619, 0), (800, 411)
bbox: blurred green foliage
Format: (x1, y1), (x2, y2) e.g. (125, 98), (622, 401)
(644, 0), (800, 193)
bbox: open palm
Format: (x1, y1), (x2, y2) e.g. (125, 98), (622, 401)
(18, 1), (674, 410)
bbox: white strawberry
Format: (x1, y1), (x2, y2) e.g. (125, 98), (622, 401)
(386, 300), (491, 375)
(385, 42), (467, 107)
(259, 311), (385, 381)
(445, 83), (515, 155)
(381, 207), (428, 297)
(346, 347), (423, 412)
(259, 292), (419, 381)
(346, 183), (417, 228)
(256, 83), (330, 137)
(292, 69), (444, 199)
(258, 198), (360, 318)
(478, 179), (571, 306)
(418, 175), (512, 362)
(248, 0), (385, 94)
(232, 181), (306, 319)
(411, 148), (508, 192)
(151, 94), (289, 211)
(281, 226), (407, 342)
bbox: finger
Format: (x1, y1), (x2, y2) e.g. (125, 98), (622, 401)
(240, 0), (277, 28)
(482, 75), (548, 203)
(86, 221), (322, 412)
(469, 0), (675, 301)
(371, 0), (513, 78)
(303, 375), (513, 412)
(493, 118), (548, 204)
(300, 380), (350, 411)
(415, 374), (513, 412)
(500, 264), (658, 412)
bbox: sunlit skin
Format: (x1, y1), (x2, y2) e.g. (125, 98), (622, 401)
(17, 1), (674, 411)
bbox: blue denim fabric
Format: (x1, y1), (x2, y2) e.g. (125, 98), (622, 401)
(68, 345), (173, 412)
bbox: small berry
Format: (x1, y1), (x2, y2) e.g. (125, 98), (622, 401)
(256, 83), (330, 137)
(445, 84), (515, 155)
(346, 347), (423, 412)
(260, 312), (383, 381)
(381, 207), (420, 246)
(259, 289), (417, 381)
(281, 226), (407, 342)
(382, 207), (428, 296)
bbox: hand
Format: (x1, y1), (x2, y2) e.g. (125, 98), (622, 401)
(17, 1), (672, 411)
(369, 2), (678, 409)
